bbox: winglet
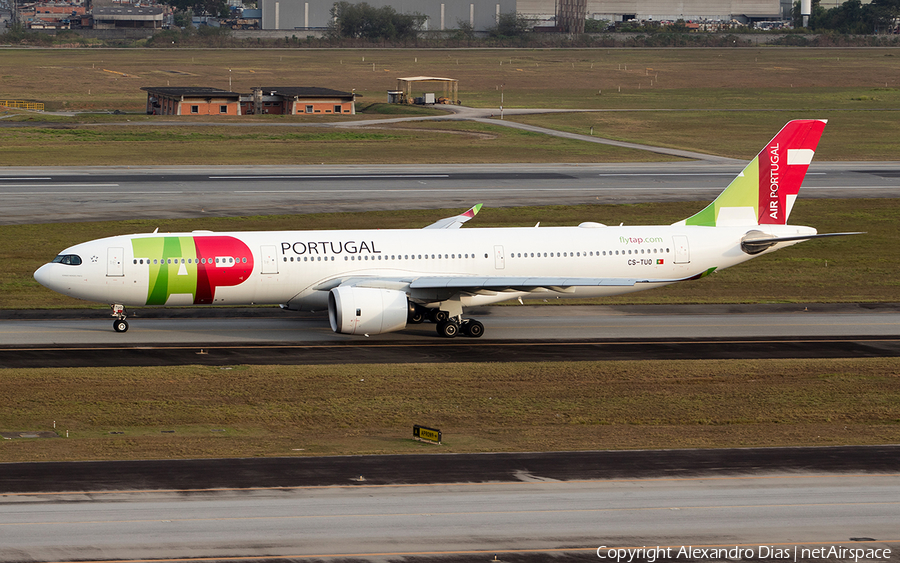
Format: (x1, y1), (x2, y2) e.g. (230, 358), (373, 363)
(423, 203), (483, 229)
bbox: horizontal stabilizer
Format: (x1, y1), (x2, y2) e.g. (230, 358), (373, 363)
(741, 231), (864, 255)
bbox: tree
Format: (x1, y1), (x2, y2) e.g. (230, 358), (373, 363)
(583, 18), (611, 33)
(166, 0), (228, 18)
(794, 0), (899, 32)
(454, 19), (475, 39)
(868, 0), (900, 32)
(327, 1), (426, 40)
(487, 12), (534, 37)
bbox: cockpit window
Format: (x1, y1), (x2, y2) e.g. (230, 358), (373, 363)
(51, 254), (82, 266)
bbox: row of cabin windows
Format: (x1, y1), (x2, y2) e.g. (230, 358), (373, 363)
(127, 248), (671, 267)
(282, 253), (476, 262)
(281, 248), (669, 262)
(133, 257), (247, 265)
(509, 248), (670, 258)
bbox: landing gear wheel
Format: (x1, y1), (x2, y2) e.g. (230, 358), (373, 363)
(113, 319), (129, 333)
(429, 309), (450, 324)
(461, 319), (484, 338)
(408, 310), (426, 324)
(436, 319), (459, 338)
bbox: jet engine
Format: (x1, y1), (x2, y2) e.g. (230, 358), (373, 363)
(328, 286), (409, 335)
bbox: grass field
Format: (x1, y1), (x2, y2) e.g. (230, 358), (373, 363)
(2, 48), (899, 163)
(2, 358), (898, 462)
(2, 199), (895, 309)
(0, 121), (669, 166)
(509, 109), (900, 161)
(3, 48), (899, 111)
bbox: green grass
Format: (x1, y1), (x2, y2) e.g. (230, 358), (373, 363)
(2, 199), (894, 309)
(506, 109), (900, 161)
(0, 121), (671, 166)
(2, 358), (898, 462)
(2, 49), (899, 163)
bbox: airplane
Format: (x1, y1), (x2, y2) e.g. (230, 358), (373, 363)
(34, 119), (859, 338)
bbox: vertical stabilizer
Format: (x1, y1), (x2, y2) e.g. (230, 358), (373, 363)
(677, 120), (827, 227)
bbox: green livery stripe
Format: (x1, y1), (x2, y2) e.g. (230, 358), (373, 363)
(132, 236), (199, 305)
(684, 157), (760, 227)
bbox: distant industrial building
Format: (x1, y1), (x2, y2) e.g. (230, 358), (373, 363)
(93, 6), (164, 30)
(11, 0), (169, 31)
(519, 0), (785, 25)
(259, 0), (516, 32)
(257, 0), (785, 34)
(141, 86), (356, 116)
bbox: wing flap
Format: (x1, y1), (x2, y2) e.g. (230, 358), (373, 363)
(408, 276), (692, 291)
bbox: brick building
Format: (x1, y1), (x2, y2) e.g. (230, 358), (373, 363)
(142, 87), (242, 116)
(142, 86), (356, 116)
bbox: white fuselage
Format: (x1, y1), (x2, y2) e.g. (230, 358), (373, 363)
(34, 223), (814, 310)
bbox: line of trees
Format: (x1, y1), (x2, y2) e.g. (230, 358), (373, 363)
(794, 0), (900, 33)
(327, 1), (426, 40)
(325, 3), (536, 40)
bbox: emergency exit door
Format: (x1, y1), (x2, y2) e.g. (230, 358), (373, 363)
(260, 245), (279, 274)
(107, 247), (124, 277)
(494, 245), (505, 270)
(672, 235), (690, 264)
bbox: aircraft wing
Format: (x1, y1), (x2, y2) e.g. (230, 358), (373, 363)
(314, 271), (714, 294)
(406, 273), (711, 292)
(423, 203), (483, 229)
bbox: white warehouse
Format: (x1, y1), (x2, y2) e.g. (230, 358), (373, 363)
(518, 0), (782, 23)
(260, 0), (517, 31)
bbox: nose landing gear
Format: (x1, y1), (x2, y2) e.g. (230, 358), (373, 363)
(111, 304), (129, 333)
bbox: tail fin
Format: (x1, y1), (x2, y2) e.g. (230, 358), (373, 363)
(677, 119), (827, 227)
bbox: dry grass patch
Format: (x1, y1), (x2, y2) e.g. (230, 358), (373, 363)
(2, 358), (899, 462)
(4, 48), (899, 111)
(507, 109), (900, 161)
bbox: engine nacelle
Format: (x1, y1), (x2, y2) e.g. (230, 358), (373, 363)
(327, 286), (409, 335)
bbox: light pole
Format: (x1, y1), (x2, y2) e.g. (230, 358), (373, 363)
(500, 84), (504, 120)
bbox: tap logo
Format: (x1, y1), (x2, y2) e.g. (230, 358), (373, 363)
(132, 236), (254, 305)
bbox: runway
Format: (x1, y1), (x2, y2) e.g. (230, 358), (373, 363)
(1, 304), (899, 367)
(1, 447), (898, 562)
(2, 162), (899, 224)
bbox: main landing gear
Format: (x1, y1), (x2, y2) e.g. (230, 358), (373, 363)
(111, 304), (129, 333)
(436, 317), (484, 339)
(407, 304), (484, 338)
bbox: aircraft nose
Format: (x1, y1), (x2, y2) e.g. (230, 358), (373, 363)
(34, 263), (54, 289)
